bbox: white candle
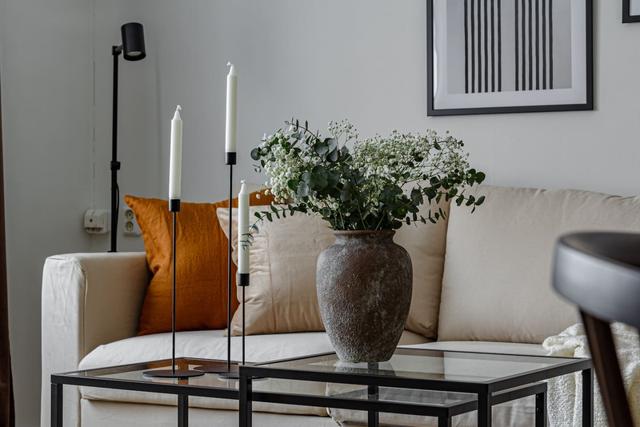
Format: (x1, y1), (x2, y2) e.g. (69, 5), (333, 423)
(225, 62), (237, 154)
(238, 180), (250, 275)
(169, 105), (183, 200)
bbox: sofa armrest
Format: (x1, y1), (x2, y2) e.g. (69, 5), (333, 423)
(41, 252), (148, 427)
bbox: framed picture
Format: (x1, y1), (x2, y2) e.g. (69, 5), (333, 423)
(427, 0), (593, 116)
(623, 0), (640, 22)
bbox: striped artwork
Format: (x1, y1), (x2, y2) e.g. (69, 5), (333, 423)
(428, 0), (592, 115)
(463, 0), (555, 94)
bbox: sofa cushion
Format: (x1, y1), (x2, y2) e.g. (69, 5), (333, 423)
(394, 199), (450, 339)
(220, 200), (449, 340)
(438, 185), (640, 343)
(125, 192), (273, 336)
(82, 400), (339, 427)
(218, 206), (335, 336)
(78, 329), (427, 416)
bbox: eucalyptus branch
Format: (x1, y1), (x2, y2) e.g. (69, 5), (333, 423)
(284, 120), (322, 143)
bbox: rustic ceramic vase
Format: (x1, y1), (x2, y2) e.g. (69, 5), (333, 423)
(316, 230), (412, 362)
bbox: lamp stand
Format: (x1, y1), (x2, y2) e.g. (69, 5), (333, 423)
(110, 46), (122, 253)
(144, 200), (204, 379)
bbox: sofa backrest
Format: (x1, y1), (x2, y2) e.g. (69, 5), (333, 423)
(437, 185), (640, 344)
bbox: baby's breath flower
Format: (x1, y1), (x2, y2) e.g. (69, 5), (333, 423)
(250, 119), (485, 231)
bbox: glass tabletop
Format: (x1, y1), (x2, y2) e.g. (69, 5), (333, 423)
(53, 352), (569, 411)
(57, 358), (252, 390)
(56, 357), (481, 410)
(255, 348), (586, 384)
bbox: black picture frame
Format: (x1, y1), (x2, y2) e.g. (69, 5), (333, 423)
(623, 0), (640, 22)
(427, 0), (594, 116)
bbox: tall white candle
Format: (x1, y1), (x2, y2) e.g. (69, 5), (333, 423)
(238, 180), (250, 275)
(169, 105), (183, 200)
(225, 62), (238, 154)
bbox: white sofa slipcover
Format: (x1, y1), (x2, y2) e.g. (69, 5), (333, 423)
(41, 185), (640, 426)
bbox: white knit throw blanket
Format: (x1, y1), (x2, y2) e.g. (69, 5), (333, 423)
(543, 323), (640, 426)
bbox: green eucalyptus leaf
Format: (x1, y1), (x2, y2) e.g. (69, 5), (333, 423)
(325, 138), (338, 151)
(310, 166), (328, 189)
(327, 149), (339, 162)
(314, 143), (329, 156)
(410, 188), (423, 204)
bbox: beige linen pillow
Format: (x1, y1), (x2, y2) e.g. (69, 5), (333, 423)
(438, 185), (640, 344)
(219, 202), (449, 339)
(394, 200), (450, 339)
(218, 207), (335, 335)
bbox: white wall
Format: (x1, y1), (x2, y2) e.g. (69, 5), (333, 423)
(0, 0), (151, 425)
(3, 0), (640, 425)
(0, 0), (94, 425)
(123, 0), (640, 201)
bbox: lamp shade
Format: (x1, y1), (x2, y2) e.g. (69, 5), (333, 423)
(121, 22), (146, 61)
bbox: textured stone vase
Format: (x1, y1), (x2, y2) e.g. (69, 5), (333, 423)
(316, 230), (412, 362)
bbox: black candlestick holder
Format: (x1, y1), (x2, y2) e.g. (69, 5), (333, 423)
(195, 151), (248, 379)
(143, 199), (204, 379)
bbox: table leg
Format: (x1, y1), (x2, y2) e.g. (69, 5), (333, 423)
(367, 385), (379, 427)
(438, 415), (452, 427)
(582, 369), (593, 427)
(178, 394), (188, 427)
(478, 390), (491, 427)
(535, 390), (547, 427)
(51, 383), (63, 427)
(239, 372), (252, 427)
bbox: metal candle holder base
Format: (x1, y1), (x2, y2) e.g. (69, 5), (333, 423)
(143, 368), (204, 379)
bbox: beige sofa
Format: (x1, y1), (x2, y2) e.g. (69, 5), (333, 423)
(40, 185), (640, 426)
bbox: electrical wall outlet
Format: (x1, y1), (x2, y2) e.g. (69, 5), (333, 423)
(84, 209), (110, 234)
(123, 208), (141, 236)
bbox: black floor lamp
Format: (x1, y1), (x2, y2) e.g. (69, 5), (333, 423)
(110, 22), (146, 252)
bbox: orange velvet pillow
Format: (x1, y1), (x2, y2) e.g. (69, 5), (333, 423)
(125, 192), (272, 336)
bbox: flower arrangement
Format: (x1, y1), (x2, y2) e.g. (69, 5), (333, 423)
(250, 119), (485, 231)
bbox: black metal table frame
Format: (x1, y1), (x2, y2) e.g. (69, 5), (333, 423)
(50, 358), (240, 427)
(239, 351), (593, 427)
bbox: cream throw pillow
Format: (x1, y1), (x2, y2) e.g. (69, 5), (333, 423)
(218, 207), (335, 335)
(394, 200), (449, 339)
(438, 185), (640, 343)
(218, 203), (449, 339)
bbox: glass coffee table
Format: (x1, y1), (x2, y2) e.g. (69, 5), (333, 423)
(239, 348), (593, 427)
(50, 358), (243, 427)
